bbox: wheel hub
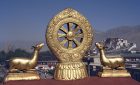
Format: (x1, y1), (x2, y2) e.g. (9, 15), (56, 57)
(66, 31), (75, 40)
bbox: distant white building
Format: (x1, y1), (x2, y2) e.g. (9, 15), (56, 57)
(89, 38), (137, 55)
(104, 38), (136, 52)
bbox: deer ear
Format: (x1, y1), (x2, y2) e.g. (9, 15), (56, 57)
(31, 46), (35, 49)
(103, 46), (108, 49)
(95, 42), (97, 45)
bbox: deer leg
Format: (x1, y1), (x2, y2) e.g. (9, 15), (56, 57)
(118, 66), (125, 70)
(103, 66), (111, 70)
(9, 69), (18, 73)
(27, 69), (36, 73)
(9, 64), (18, 72)
(29, 69), (36, 71)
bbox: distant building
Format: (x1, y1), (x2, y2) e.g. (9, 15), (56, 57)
(86, 38), (140, 68)
(104, 38), (136, 52)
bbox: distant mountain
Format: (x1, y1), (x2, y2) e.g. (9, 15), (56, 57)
(94, 25), (140, 50)
(0, 25), (140, 52)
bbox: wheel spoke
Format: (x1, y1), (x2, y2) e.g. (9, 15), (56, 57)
(73, 38), (81, 46)
(58, 33), (66, 38)
(60, 26), (68, 33)
(73, 25), (80, 33)
(60, 39), (67, 46)
(68, 40), (73, 48)
(67, 23), (73, 31)
(75, 33), (83, 38)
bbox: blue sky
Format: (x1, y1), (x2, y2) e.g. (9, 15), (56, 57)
(0, 0), (140, 42)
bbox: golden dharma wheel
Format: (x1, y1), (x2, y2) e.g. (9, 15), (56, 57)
(46, 8), (94, 80)
(57, 22), (83, 49)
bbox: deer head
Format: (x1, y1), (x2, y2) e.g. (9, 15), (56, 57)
(32, 43), (44, 50)
(95, 42), (105, 50)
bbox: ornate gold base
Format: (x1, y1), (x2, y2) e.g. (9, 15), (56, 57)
(54, 62), (88, 80)
(98, 69), (131, 77)
(4, 71), (40, 82)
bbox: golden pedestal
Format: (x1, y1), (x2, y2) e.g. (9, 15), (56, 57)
(98, 69), (131, 77)
(54, 62), (88, 80)
(4, 71), (40, 82)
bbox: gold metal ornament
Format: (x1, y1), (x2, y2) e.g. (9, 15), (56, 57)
(95, 42), (131, 77)
(46, 8), (93, 80)
(4, 43), (44, 82)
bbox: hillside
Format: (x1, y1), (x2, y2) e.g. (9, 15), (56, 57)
(0, 25), (140, 52)
(94, 25), (140, 50)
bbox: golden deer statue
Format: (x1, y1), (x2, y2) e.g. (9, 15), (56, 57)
(4, 43), (44, 82)
(95, 42), (131, 77)
(95, 42), (125, 69)
(9, 43), (44, 72)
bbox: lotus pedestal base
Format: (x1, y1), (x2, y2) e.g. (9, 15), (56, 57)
(54, 62), (88, 80)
